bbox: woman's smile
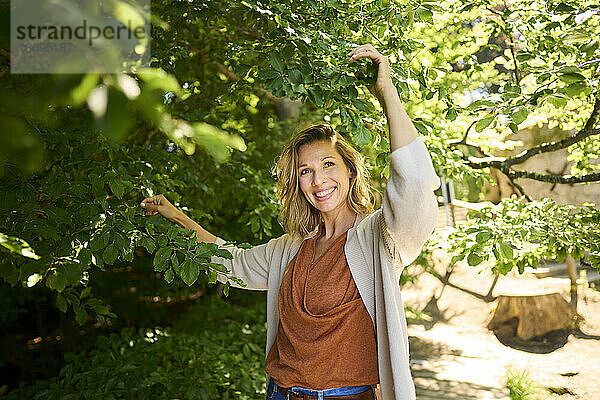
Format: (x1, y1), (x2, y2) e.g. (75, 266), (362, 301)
(314, 186), (336, 201)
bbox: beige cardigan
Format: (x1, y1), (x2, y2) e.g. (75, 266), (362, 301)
(211, 137), (440, 400)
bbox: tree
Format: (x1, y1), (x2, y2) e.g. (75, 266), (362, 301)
(1, 0), (599, 331)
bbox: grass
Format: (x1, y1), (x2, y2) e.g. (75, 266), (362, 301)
(505, 367), (551, 400)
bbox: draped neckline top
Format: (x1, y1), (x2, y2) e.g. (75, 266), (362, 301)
(265, 222), (379, 389)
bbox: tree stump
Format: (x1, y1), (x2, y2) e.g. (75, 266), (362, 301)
(488, 292), (576, 340)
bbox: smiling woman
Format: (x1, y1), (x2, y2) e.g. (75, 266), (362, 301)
(142, 43), (441, 400)
(274, 124), (376, 239)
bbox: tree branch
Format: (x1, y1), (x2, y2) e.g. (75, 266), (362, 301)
(211, 61), (278, 102)
(468, 126), (600, 170)
(427, 264), (497, 303)
(504, 173), (532, 201)
(506, 97), (600, 167)
(507, 170), (600, 184)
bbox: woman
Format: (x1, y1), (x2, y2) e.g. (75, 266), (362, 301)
(141, 44), (440, 400)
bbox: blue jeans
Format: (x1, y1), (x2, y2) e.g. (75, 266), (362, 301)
(266, 378), (375, 400)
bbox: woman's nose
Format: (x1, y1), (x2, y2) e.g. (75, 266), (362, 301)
(312, 169), (325, 185)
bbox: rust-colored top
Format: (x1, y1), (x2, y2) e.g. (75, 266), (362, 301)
(265, 223), (379, 389)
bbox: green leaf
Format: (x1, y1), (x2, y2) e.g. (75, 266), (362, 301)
(204, 262), (229, 274)
(90, 235), (105, 252)
(308, 86), (324, 107)
(223, 281), (230, 297)
(450, 253), (465, 264)
(214, 248), (233, 260)
(511, 107), (529, 125)
(467, 100), (496, 110)
(445, 107), (458, 122)
(467, 252), (483, 266)
(74, 304), (88, 325)
(109, 178), (125, 199)
(164, 268), (174, 284)
(171, 253), (180, 273)
(0, 232), (40, 259)
(563, 81), (589, 97)
(191, 122), (246, 163)
(545, 94), (568, 108)
(559, 73), (586, 84)
(352, 125), (371, 146)
(78, 248), (92, 267)
(475, 117), (494, 133)
(137, 68), (182, 96)
(139, 236), (155, 254)
(475, 231), (492, 244)
(154, 247), (172, 272)
(288, 68), (302, 84)
(207, 269), (218, 284)
(553, 3), (575, 13)
(498, 242), (514, 259)
(180, 260), (199, 286)
(61, 263), (83, 286)
(269, 51), (285, 72)
(56, 294), (68, 313)
(102, 243), (119, 264)
(562, 33), (590, 44)
(47, 270), (67, 292)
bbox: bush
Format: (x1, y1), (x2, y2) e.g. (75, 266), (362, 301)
(3, 292), (268, 400)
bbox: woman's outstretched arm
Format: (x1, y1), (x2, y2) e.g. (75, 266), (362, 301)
(141, 194), (272, 289)
(140, 194), (217, 243)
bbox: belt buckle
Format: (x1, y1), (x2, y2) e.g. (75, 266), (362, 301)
(288, 389), (299, 399)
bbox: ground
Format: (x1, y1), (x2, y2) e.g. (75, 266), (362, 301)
(402, 250), (600, 400)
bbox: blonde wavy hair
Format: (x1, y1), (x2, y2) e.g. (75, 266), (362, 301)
(272, 124), (377, 238)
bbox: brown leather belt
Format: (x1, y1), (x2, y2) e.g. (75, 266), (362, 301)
(277, 386), (373, 400)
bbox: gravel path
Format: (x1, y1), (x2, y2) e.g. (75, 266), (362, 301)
(403, 252), (600, 399)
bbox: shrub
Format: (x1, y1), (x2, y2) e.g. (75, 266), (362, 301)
(4, 292), (268, 400)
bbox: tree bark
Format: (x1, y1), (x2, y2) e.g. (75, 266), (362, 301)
(566, 254), (578, 309)
(488, 292), (576, 340)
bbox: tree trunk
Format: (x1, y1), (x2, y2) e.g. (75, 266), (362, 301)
(488, 292), (576, 340)
(566, 254), (578, 309)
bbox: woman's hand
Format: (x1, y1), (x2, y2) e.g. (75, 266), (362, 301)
(347, 44), (394, 102)
(141, 194), (181, 222)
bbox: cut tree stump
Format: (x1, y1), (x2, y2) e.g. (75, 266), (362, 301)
(488, 291), (577, 340)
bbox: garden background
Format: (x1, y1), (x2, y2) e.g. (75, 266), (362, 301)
(1, 0), (599, 398)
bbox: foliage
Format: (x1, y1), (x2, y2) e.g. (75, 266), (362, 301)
(2, 293), (268, 400)
(0, 126), (252, 324)
(429, 197), (600, 274)
(0, 0), (599, 384)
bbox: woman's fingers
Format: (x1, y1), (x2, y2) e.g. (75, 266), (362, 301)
(348, 44), (374, 57)
(141, 195), (164, 216)
(141, 201), (159, 211)
(348, 48), (383, 64)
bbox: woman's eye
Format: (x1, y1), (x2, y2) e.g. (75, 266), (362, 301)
(325, 161), (334, 167)
(300, 169), (309, 175)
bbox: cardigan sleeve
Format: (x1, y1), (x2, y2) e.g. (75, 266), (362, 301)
(209, 234), (285, 290)
(381, 136), (440, 266)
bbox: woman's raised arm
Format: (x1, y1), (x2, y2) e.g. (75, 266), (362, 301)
(347, 43), (418, 151)
(348, 44), (440, 266)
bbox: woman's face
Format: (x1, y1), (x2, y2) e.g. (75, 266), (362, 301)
(297, 140), (353, 215)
